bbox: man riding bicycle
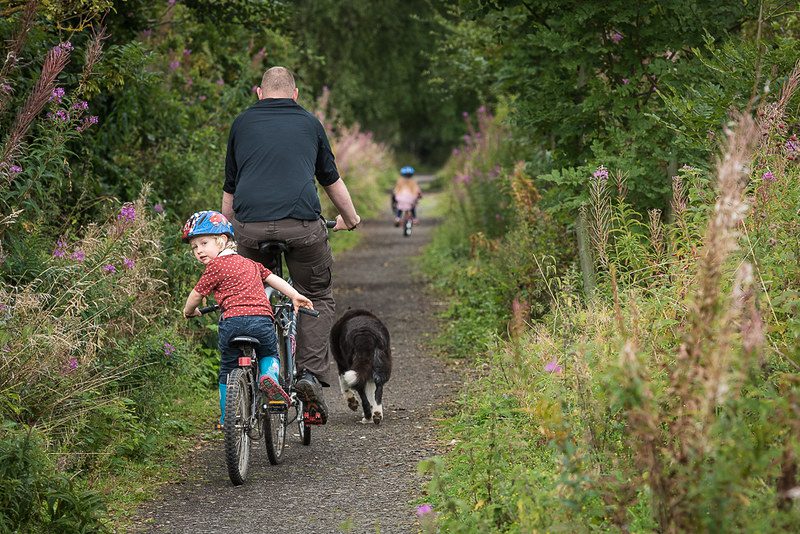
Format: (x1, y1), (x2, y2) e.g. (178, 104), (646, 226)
(221, 66), (361, 425)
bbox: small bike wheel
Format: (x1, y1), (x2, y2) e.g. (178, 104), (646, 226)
(298, 401), (312, 446)
(224, 369), (251, 486)
(264, 409), (286, 464)
(403, 218), (412, 237)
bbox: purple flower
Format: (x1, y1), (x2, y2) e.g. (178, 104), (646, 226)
(76, 115), (99, 132)
(53, 109), (69, 122)
(762, 171), (776, 182)
(0, 83), (11, 93)
(786, 135), (798, 153)
(593, 165), (609, 181)
(153, 203), (165, 214)
(163, 342), (176, 356)
(103, 264), (117, 273)
(461, 111), (469, 119)
(216, 78), (225, 86)
(52, 238), (67, 258)
(118, 204), (136, 222)
(123, 257), (135, 270)
(198, 95), (206, 102)
(416, 504), (433, 516)
(50, 87), (65, 103)
(610, 31), (623, 43)
(68, 357), (78, 371)
(183, 48), (192, 57)
(142, 28), (153, 38)
(169, 60), (181, 71)
(72, 100), (89, 110)
(544, 359), (563, 374)
(9, 165), (22, 174)
(622, 78), (630, 85)
(71, 249), (86, 262)
(168, 0), (177, 6)
(54, 42), (73, 56)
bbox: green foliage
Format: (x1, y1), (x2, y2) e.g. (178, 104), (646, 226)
(0, 426), (108, 533)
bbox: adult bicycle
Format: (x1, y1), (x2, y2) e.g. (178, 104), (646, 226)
(257, 219), (337, 451)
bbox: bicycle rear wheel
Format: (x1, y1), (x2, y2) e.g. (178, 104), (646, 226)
(224, 369), (251, 486)
(264, 408), (286, 464)
(298, 400), (311, 446)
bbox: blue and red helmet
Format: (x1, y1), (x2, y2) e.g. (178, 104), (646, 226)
(181, 210), (234, 243)
(400, 166), (415, 177)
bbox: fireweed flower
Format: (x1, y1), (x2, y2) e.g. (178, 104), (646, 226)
(0, 83), (11, 93)
(169, 60), (180, 71)
(123, 257), (135, 269)
(786, 135), (798, 153)
(593, 165), (609, 180)
(71, 249), (86, 262)
(416, 504), (433, 516)
(102, 264), (117, 273)
(545, 359), (563, 374)
(118, 204), (136, 223)
(53, 109), (69, 122)
(153, 203), (165, 214)
(52, 238), (67, 258)
(610, 31), (624, 43)
(68, 357), (79, 371)
(72, 100), (89, 111)
(163, 342), (176, 356)
(54, 42), (73, 56)
(50, 87), (65, 102)
(9, 165), (22, 174)
(622, 78), (630, 85)
(762, 171), (776, 182)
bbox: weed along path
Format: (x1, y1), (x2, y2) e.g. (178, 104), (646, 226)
(134, 189), (457, 533)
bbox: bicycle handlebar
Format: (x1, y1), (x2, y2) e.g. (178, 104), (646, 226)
(325, 219), (337, 229)
(198, 304), (220, 315)
(298, 307), (320, 317)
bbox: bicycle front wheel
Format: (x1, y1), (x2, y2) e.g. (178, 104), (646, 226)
(264, 408), (286, 464)
(224, 369), (251, 485)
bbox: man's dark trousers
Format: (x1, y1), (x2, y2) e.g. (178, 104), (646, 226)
(232, 217), (334, 383)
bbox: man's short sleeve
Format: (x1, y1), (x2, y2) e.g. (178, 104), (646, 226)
(193, 263), (220, 296)
(223, 121), (238, 194)
(314, 122), (340, 187)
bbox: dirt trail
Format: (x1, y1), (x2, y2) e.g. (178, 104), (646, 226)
(134, 187), (456, 533)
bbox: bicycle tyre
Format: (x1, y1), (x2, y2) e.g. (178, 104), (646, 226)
(264, 408), (286, 464)
(403, 218), (412, 237)
(298, 400), (311, 446)
(224, 369), (251, 486)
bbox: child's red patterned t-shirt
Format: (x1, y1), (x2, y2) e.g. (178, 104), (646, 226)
(193, 253), (273, 318)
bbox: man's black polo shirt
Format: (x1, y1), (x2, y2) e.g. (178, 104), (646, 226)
(224, 98), (340, 222)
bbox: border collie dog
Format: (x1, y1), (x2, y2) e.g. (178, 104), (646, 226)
(330, 309), (392, 424)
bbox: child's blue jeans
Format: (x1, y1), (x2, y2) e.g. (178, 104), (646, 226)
(217, 314), (279, 384)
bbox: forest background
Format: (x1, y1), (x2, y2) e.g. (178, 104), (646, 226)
(1, 0), (800, 531)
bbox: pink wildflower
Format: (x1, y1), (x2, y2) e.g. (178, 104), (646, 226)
(118, 204), (136, 222)
(102, 264), (116, 273)
(72, 100), (89, 110)
(0, 83), (11, 93)
(762, 171), (775, 182)
(153, 203), (165, 214)
(593, 165), (609, 180)
(545, 359), (563, 374)
(163, 342), (176, 356)
(9, 165), (22, 174)
(416, 504), (433, 516)
(622, 78), (630, 85)
(68, 357), (78, 371)
(123, 257), (135, 270)
(610, 31), (623, 43)
(169, 60), (180, 71)
(183, 48), (191, 56)
(216, 78), (225, 86)
(71, 250), (86, 262)
(52, 238), (67, 258)
(50, 87), (65, 103)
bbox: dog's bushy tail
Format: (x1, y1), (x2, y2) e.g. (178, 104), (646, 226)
(343, 347), (390, 387)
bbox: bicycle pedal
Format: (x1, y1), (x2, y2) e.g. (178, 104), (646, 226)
(303, 410), (323, 425)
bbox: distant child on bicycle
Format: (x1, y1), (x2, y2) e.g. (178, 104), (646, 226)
(392, 165), (422, 226)
(180, 210), (313, 427)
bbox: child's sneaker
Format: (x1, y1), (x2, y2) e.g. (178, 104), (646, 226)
(394, 218), (401, 227)
(259, 375), (292, 405)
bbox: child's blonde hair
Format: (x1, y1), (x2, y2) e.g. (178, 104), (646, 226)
(214, 234), (237, 252)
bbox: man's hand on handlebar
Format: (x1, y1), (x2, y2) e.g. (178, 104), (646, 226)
(292, 294), (314, 313)
(333, 214), (361, 232)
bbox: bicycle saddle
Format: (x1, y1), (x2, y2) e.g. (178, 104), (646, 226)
(258, 241), (289, 271)
(230, 336), (260, 348)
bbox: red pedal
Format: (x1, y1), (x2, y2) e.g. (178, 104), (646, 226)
(303, 411), (323, 425)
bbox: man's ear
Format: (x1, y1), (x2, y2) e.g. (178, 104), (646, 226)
(292, 87), (299, 101)
(256, 86), (263, 100)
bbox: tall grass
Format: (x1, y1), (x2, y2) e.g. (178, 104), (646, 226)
(421, 75), (800, 531)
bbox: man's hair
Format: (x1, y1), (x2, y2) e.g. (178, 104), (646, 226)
(260, 66), (296, 97)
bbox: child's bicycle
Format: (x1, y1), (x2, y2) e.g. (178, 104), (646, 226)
(198, 302), (318, 486)
(399, 209), (414, 237)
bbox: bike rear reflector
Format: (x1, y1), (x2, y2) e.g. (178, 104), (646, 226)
(238, 356), (252, 367)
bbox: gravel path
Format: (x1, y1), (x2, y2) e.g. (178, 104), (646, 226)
(133, 191), (456, 533)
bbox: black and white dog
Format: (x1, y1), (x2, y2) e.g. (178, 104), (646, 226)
(329, 309), (392, 424)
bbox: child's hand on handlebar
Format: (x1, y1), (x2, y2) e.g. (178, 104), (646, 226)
(292, 294), (314, 313)
(183, 307), (201, 319)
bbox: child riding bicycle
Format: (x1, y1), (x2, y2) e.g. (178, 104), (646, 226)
(392, 165), (422, 226)
(180, 210), (313, 428)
